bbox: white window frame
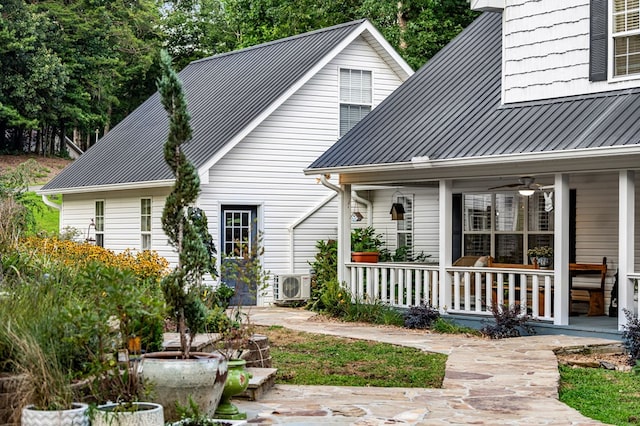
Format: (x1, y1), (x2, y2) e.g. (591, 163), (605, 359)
(141, 198), (152, 251)
(339, 68), (373, 137)
(395, 194), (414, 260)
(611, 0), (640, 78)
(222, 209), (253, 258)
(95, 200), (105, 247)
(462, 192), (554, 263)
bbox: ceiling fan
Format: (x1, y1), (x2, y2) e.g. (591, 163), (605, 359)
(488, 176), (553, 194)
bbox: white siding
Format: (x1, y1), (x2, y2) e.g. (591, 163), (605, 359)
(62, 188), (175, 265)
(198, 35), (406, 304)
(356, 187), (440, 262)
(503, 0), (640, 103)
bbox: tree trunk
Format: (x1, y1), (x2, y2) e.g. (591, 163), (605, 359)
(397, 1), (407, 50)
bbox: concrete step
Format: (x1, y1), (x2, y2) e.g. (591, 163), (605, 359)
(237, 367), (277, 401)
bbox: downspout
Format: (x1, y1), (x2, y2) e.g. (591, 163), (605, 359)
(319, 175), (349, 284)
(41, 195), (61, 211)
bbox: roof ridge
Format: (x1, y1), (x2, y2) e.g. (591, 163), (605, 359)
(190, 19), (367, 66)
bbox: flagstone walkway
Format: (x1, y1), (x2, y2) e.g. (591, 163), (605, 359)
(234, 307), (621, 425)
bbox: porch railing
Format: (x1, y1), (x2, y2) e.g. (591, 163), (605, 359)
(345, 262), (555, 320)
(445, 266), (555, 320)
(626, 273), (640, 317)
(346, 262), (439, 307)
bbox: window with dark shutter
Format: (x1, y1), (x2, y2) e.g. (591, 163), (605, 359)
(590, 0), (608, 81)
(612, 0), (640, 76)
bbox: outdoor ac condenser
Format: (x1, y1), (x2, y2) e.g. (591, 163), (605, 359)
(275, 274), (311, 301)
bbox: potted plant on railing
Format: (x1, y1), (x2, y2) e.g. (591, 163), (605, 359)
(141, 50), (227, 422)
(527, 246), (553, 268)
(351, 226), (385, 263)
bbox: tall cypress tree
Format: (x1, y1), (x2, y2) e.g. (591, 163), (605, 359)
(158, 49), (216, 358)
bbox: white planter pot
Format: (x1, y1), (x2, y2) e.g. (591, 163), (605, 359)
(21, 402), (89, 426)
(92, 402), (164, 426)
(142, 352), (227, 422)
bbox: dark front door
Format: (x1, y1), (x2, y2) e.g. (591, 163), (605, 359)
(221, 205), (258, 306)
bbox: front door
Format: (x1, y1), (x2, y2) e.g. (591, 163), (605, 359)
(221, 205), (258, 306)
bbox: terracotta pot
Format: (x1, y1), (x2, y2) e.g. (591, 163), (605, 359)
(92, 402), (164, 426)
(141, 352), (227, 422)
(21, 402), (89, 426)
(351, 252), (379, 263)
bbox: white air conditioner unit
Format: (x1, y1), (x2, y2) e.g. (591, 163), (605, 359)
(275, 274), (311, 301)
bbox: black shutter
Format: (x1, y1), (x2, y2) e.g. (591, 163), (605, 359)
(590, 0), (608, 81)
(452, 194), (462, 261)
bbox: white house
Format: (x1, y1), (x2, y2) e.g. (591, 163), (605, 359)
(305, 0), (640, 335)
(39, 20), (413, 305)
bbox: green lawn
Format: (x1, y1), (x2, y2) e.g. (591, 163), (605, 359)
(559, 365), (640, 425)
(258, 325), (446, 388)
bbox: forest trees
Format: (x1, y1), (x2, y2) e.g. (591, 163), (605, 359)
(1, 0), (477, 157)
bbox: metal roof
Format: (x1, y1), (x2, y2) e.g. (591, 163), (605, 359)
(43, 20), (375, 192)
(308, 12), (640, 171)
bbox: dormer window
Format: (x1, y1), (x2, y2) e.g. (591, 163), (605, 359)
(613, 0), (640, 76)
(339, 69), (372, 137)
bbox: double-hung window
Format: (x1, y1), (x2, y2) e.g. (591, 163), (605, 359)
(141, 198), (152, 250)
(339, 69), (372, 137)
(462, 192), (554, 263)
(395, 194), (414, 260)
(613, 0), (640, 76)
(95, 200), (104, 247)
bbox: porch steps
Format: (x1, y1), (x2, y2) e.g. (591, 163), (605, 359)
(555, 342), (624, 355)
(237, 367), (277, 401)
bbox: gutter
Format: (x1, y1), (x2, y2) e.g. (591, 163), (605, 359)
(37, 179), (175, 195)
(303, 144), (640, 176)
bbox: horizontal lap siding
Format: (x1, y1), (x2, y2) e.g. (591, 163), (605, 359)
(62, 188), (176, 265)
(503, 0), (640, 104)
(199, 36), (405, 304)
(365, 187), (440, 262)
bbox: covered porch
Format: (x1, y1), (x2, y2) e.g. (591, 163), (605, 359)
(333, 169), (640, 334)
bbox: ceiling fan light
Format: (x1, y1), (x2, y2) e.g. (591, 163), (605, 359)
(518, 188), (535, 196)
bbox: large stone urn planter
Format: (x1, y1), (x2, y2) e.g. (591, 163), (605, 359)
(141, 352), (227, 421)
(92, 402), (164, 426)
(21, 402), (89, 426)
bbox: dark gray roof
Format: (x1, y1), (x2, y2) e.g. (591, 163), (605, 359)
(43, 20), (368, 191)
(308, 12), (640, 171)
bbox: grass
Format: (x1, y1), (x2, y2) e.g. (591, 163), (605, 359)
(559, 365), (640, 425)
(256, 325), (447, 388)
(23, 192), (61, 235)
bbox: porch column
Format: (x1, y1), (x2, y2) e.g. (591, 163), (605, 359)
(338, 184), (352, 285)
(619, 170), (635, 326)
(439, 179), (453, 311)
(554, 173), (570, 325)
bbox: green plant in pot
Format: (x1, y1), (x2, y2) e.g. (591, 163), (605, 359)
(211, 235), (270, 420)
(0, 275), (89, 426)
(141, 50), (227, 422)
(527, 245), (553, 268)
(351, 226), (385, 263)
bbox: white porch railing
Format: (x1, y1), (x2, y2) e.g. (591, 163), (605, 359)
(346, 262), (439, 307)
(345, 262), (555, 320)
(626, 273), (640, 317)
(446, 266), (555, 320)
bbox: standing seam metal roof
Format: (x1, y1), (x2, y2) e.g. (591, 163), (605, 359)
(308, 12), (640, 171)
(42, 20), (368, 191)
